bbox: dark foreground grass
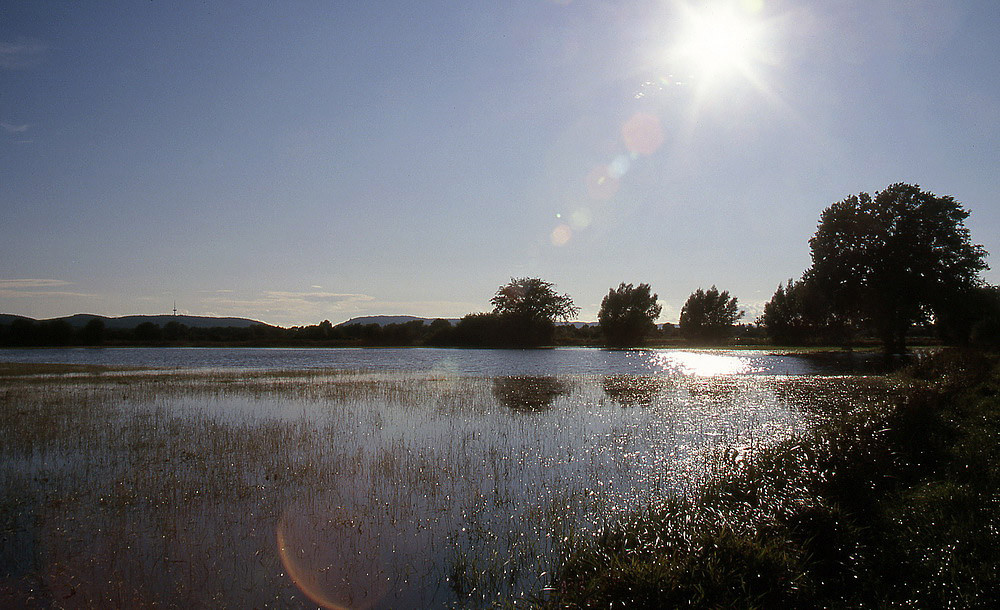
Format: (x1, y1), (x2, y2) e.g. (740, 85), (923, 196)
(542, 349), (1000, 608)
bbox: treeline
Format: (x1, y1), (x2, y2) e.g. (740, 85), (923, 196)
(0, 318), (281, 347)
(0, 309), (774, 350)
(0, 314), (700, 348)
(4, 184), (997, 352)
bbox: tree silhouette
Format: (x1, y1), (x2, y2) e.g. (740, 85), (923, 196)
(679, 286), (743, 344)
(133, 321), (162, 342)
(808, 183), (988, 353)
(490, 277), (579, 347)
(40, 319), (74, 346)
(758, 276), (846, 345)
(934, 284), (1000, 348)
(598, 282), (662, 348)
(79, 318), (106, 345)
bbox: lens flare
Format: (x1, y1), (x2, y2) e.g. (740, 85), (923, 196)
(570, 208), (592, 230)
(622, 112), (664, 156)
(550, 224), (572, 246)
(276, 506), (387, 610)
(585, 165), (620, 200)
(609, 154), (631, 178)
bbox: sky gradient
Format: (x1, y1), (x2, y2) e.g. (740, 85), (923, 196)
(3, 0), (999, 326)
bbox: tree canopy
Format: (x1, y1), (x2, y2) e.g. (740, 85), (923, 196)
(759, 279), (812, 345)
(679, 286), (743, 344)
(808, 183), (988, 352)
(758, 276), (851, 346)
(489, 277), (579, 347)
(598, 282), (662, 348)
(491, 277), (579, 322)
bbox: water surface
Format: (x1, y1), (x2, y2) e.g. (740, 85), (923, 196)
(0, 350), (894, 608)
(0, 346), (899, 376)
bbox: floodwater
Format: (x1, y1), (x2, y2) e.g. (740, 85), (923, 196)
(0, 349), (895, 608)
(0, 346), (902, 376)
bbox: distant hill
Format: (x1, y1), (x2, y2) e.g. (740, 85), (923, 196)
(337, 315), (458, 327)
(0, 313), (267, 329)
(337, 316), (603, 328)
(0, 314), (32, 326)
(563, 321), (599, 328)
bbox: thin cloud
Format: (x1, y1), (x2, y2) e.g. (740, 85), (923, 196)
(741, 301), (767, 322)
(0, 279), (97, 301)
(199, 290), (478, 327)
(0, 39), (47, 69)
(264, 291), (376, 304)
(200, 290), (379, 326)
(0, 289), (98, 299)
(1, 122), (29, 133)
(0, 279), (71, 289)
(366, 299), (481, 320)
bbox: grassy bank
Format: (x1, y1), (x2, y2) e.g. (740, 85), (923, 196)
(542, 349), (1000, 607)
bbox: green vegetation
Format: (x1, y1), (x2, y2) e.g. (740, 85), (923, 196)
(1, 356), (874, 607)
(5, 346), (996, 605)
(426, 277), (581, 348)
(759, 277), (832, 346)
(679, 286), (743, 344)
(542, 349), (1000, 607)
(598, 283), (662, 348)
(761, 183), (992, 353)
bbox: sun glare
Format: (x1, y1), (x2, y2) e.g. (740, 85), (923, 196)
(672, 1), (767, 86)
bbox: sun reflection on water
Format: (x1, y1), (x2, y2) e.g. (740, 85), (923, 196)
(649, 350), (755, 376)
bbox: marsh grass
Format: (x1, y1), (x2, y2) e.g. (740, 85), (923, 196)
(544, 350), (1000, 608)
(0, 363), (882, 608)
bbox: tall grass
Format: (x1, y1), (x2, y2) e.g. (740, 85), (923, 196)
(0, 363), (888, 607)
(543, 350), (1000, 608)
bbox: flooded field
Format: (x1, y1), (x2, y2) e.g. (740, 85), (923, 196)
(0, 359), (892, 608)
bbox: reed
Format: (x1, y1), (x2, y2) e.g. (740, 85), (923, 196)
(0, 364), (881, 607)
(543, 350), (1000, 608)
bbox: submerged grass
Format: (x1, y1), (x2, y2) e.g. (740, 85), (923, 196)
(0, 359), (905, 608)
(543, 349), (1000, 608)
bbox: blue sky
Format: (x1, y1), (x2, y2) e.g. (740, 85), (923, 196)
(2, 0), (998, 326)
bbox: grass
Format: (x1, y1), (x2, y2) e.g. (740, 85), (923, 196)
(0, 359), (875, 608)
(542, 349), (1000, 608)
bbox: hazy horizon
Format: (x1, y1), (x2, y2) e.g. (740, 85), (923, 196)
(3, 1), (998, 327)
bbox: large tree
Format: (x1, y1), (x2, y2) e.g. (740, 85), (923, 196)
(679, 286), (743, 344)
(598, 282), (662, 348)
(490, 277), (579, 347)
(808, 183), (988, 353)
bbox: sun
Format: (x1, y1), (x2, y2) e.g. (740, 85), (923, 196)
(671, 1), (767, 86)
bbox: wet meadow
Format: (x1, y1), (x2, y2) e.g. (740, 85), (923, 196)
(0, 351), (897, 608)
